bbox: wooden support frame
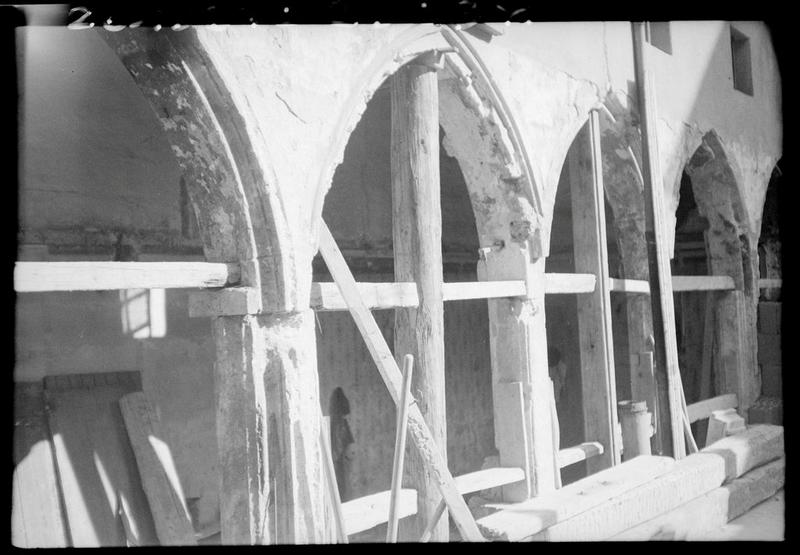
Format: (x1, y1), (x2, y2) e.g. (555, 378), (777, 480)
(569, 109), (621, 472)
(632, 21), (687, 459)
(390, 56), (448, 540)
(317, 222), (484, 542)
(14, 261), (239, 292)
(610, 275), (736, 295)
(480, 249), (559, 500)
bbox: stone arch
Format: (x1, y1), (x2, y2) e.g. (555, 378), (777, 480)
(102, 28), (294, 311)
(679, 130), (760, 413)
(102, 28), (328, 543)
(310, 25), (544, 257)
(683, 131), (754, 294)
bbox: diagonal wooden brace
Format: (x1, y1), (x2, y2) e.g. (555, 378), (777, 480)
(318, 222), (484, 542)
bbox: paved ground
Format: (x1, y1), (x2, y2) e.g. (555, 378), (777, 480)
(693, 490), (785, 541)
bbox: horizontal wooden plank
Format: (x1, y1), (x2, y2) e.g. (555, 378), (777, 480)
(673, 275), (735, 292)
(14, 261), (238, 292)
(758, 278), (782, 289)
(609, 275), (736, 295)
(312, 275), (597, 311)
(687, 393), (739, 424)
(341, 489), (417, 536)
(544, 273), (596, 294)
(476, 456), (676, 541)
(454, 467), (525, 494)
(311, 280), (527, 311)
(609, 278), (650, 294)
(701, 424), (784, 483)
(557, 442), (604, 468)
(444, 281), (527, 301)
(311, 282), (416, 311)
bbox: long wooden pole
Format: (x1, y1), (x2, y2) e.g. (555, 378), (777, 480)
(631, 22), (686, 458)
(391, 55), (448, 541)
(387, 355), (414, 542)
(320, 416), (348, 543)
(570, 110), (622, 471)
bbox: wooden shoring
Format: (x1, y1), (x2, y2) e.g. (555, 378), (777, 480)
(632, 22), (687, 458)
(14, 261), (237, 292)
(317, 222), (484, 542)
(390, 56), (448, 541)
(569, 109), (621, 471)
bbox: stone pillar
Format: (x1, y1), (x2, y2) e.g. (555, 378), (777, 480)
(213, 310), (326, 544)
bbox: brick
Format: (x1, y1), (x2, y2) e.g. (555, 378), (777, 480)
(757, 334), (782, 366)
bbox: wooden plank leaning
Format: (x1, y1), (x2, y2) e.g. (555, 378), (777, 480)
(317, 222), (484, 542)
(118, 392), (197, 546)
(387, 355), (414, 542)
(320, 416), (348, 543)
(632, 21), (688, 458)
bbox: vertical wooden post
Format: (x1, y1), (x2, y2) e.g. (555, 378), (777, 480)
(213, 311), (326, 544)
(479, 246), (558, 500)
(569, 111), (622, 472)
(632, 22), (686, 459)
(390, 55), (447, 541)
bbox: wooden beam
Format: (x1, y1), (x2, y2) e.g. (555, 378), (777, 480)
(609, 275), (736, 295)
(311, 282), (418, 311)
(342, 489), (417, 536)
(544, 273), (596, 294)
(387, 355), (414, 543)
(118, 393), (197, 546)
(317, 223), (484, 542)
(309, 276), (591, 311)
(445, 280), (527, 300)
(569, 110), (621, 471)
(14, 261), (238, 292)
(531, 451), (725, 541)
(687, 393), (739, 424)
(610, 278), (651, 294)
(476, 455), (677, 541)
(557, 442), (604, 469)
(391, 57), (448, 541)
(673, 275), (735, 292)
(632, 22), (686, 459)
(420, 466), (526, 542)
(611, 457), (785, 540)
(701, 424), (784, 483)
(758, 278), (782, 289)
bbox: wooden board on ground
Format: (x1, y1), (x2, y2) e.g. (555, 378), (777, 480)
(476, 455), (676, 541)
(701, 424), (784, 483)
(318, 222), (484, 542)
(611, 456), (785, 540)
(44, 372), (158, 547)
(119, 392), (197, 546)
(12, 382), (69, 547)
(532, 452), (726, 541)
